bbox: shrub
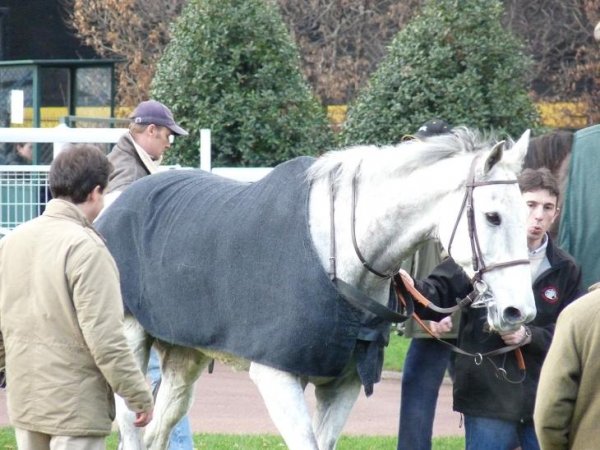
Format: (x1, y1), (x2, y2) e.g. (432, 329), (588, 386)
(151, 0), (334, 167)
(341, 0), (539, 145)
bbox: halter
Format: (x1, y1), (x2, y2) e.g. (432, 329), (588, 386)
(347, 155), (530, 302)
(328, 155), (531, 381)
(445, 154), (530, 306)
(329, 152), (530, 318)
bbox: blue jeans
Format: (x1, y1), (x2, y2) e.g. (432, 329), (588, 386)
(397, 338), (453, 450)
(147, 349), (194, 450)
(464, 415), (540, 450)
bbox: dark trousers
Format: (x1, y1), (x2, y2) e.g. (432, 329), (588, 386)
(397, 338), (454, 450)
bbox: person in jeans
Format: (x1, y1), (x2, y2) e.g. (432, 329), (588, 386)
(0, 144), (154, 450)
(402, 168), (583, 450)
(397, 119), (456, 450)
(102, 99), (193, 450)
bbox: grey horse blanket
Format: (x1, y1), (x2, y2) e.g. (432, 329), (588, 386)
(96, 156), (389, 394)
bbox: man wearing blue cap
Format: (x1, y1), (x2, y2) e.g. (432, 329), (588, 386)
(104, 100), (188, 206)
(102, 100), (192, 450)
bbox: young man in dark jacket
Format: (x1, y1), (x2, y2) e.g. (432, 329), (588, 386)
(406, 168), (583, 450)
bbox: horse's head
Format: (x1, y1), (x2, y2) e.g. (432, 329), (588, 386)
(437, 129), (536, 332)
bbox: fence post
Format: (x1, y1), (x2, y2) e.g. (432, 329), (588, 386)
(200, 129), (211, 171)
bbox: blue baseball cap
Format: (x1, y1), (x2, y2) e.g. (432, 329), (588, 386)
(130, 100), (189, 136)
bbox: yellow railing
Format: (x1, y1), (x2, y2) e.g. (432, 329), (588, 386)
(325, 102), (590, 130)
(8, 102), (590, 130)
(536, 101), (588, 129)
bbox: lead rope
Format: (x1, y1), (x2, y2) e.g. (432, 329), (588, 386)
(394, 274), (527, 381)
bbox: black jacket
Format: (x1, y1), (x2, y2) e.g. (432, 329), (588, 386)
(415, 236), (583, 422)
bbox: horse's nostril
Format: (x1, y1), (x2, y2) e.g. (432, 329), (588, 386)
(503, 307), (523, 324)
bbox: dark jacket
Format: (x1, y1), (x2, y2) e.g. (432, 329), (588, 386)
(105, 134), (151, 194)
(415, 236), (583, 422)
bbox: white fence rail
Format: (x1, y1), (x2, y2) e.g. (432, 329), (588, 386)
(0, 126), (272, 230)
(0, 125), (128, 229)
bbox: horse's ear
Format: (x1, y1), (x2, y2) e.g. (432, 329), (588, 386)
(501, 129), (531, 173)
(483, 140), (505, 175)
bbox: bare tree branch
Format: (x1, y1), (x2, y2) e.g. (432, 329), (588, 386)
(63, 0), (599, 123)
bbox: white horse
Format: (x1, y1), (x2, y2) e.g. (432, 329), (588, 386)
(103, 127), (536, 450)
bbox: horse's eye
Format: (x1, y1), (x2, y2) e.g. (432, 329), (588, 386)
(485, 212), (501, 226)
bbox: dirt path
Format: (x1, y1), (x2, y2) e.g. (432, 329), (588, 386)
(0, 363), (463, 437)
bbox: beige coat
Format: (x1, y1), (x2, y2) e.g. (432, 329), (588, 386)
(534, 289), (600, 450)
(0, 199), (153, 436)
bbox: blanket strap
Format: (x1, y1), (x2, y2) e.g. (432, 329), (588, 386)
(335, 277), (414, 323)
(328, 170), (337, 281)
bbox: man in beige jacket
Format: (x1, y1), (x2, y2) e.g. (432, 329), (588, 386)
(535, 287), (600, 450)
(0, 144), (153, 450)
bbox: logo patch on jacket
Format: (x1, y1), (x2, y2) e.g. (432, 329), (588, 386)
(541, 286), (559, 304)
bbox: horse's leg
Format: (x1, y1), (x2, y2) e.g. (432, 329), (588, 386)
(312, 367), (362, 450)
(249, 362), (319, 450)
(116, 316), (152, 450)
(144, 343), (211, 450)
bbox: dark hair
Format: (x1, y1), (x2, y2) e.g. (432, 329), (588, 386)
(49, 144), (112, 203)
(524, 130), (573, 175)
(518, 168), (560, 200)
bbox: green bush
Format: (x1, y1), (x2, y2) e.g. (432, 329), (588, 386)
(341, 0), (539, 146)
(152, 0), (334, 167)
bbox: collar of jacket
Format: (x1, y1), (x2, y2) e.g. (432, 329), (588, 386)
(43, 198), (93, 229)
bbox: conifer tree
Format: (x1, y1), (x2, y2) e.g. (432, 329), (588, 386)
(341, 0), (539, 145)
(151, 0), (333, 167)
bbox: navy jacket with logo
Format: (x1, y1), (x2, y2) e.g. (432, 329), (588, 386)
(415, 236), (583, 422)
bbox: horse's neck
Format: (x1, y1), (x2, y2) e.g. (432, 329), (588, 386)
(308, 156), (469, 299)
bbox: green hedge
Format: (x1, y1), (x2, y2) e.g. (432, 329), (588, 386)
(152, 0), (334, 168)
(341, 0), (539, 146)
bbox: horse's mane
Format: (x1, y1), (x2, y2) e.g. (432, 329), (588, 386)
(524, 130), (573, 174)
(307, 127), (503, 184)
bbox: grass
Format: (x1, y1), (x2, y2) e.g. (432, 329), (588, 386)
(0, 429), (464, 449)
(383, 330), (410, 372)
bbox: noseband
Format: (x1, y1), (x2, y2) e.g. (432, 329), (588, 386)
(347, 158), (529, 283)
(444, 156), (530, 305)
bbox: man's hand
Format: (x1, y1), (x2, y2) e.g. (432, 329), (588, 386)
(134, 409), (153, 427)
(499, 325), (531, 346)
(429, 316), (453, 338)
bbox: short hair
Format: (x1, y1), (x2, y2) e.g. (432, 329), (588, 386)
(518, 167), (560, 200)
(129, 122), (150, 135)
(50, 144), (113, 204)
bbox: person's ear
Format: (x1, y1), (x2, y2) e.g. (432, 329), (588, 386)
(87, 185), (102, 202)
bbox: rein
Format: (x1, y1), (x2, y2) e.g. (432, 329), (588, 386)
(395, 273), (527, 383)
(326, 155), (530, 381)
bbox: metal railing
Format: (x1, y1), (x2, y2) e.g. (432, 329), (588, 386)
(0, 125), (126, 229)
(0, 126), (274, 230)
(0, 165), (50, 229)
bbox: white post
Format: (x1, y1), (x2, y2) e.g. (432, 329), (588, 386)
(200, 128), (211, 171)
(53, 123), (69, 158)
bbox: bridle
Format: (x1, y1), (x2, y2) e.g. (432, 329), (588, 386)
(444, 154), (530, 307)
(328, 155), (531, 382)
(342, 155), (529, 302)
